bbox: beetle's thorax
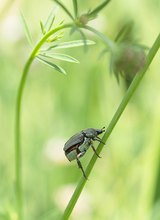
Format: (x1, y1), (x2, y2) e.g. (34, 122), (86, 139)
(82, 128), (98, 138)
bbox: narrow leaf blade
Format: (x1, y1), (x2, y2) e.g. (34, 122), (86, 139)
(20, 12), (33, 46)
(44, 7), (57, 32)
(37, 56), (66, 74)
(46, 40), (95, 50)
(89, 0), (111, 18)
(72, 0), (78, 18)
(40, 52), (79, 63)
(40, 21), (46, 35)
(114, 21), (134, 43)
(53, 0), (74, 20)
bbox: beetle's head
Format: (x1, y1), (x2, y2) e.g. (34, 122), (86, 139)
(95, 127), (105, 135)
(83, 127), (105, 138)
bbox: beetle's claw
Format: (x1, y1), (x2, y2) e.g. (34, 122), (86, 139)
(95, 153), (102, 158)
(83, 173), (88, 180)
(81, 169), (88, 180)
(94, 150), (101, 158)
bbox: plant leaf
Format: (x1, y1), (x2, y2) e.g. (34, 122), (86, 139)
(72, 0), (78, 18)
(88, 0), (111, 19)
(20, 11), (33, 47)
(53, 0), (74, 20)
(40, 20), (46, 35)
(44, 39), (95, 50)
(37, 56), (66, 74)
(114, 21), (134, 43)
(44, 7), (57, 32)
(40, 52), (79, 63)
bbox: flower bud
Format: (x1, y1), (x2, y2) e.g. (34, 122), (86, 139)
(112, 43), (146, 86)
(79, 14), (90, 26)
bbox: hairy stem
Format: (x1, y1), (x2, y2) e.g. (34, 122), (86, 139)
(62, 33), (160, 220)
(15, 23), (72, 220)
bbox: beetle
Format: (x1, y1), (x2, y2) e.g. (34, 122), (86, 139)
(63, 127), (105, 179)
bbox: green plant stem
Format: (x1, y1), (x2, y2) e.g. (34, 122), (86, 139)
(62, 33), (160, 220)
(15, 23), (72, 220)
(84, 25), (116, 51)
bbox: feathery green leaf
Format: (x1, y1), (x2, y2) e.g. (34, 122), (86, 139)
(40, 21), (46, 35)
(44, 7), (57, 32)
(45, 39), (95, 51)
(72, 0), (78, 18)
(88, 0), (111, 18)
(40, 52), (79, 63)
(37, 56), (66, 74)
(53, 0), (74, 20)
(20, 12), (33, 46)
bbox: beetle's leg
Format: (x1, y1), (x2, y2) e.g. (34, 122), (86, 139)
(76, 158), (87, 180)
(94, 136), (105, 145)
(91, 144), (101, 158)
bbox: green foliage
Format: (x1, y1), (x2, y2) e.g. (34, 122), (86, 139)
(72, 0), (78, 18)
(20, 11), (33, 46)
(37, 39), (95, 73)
(53, 0), (111, 25)
(43, 39), (95, 50)
(37, 56), (67, 74)
(40, 7), (57, 35)
(53, 0), (74, 20)
(0, 1), (160, 220)
(39, 52), (79, 63)
(62, 33), (160, 220)
(110, 22), (147, 85)
(87, 0), (111, 20)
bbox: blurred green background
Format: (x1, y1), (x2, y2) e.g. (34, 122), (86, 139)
(0, 0), (160, 219)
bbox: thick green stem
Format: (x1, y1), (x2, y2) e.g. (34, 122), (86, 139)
(62, 34), (160, 220)
(15, 23), (72, 220)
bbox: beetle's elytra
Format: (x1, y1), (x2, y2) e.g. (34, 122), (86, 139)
(63, 127), (105, 179)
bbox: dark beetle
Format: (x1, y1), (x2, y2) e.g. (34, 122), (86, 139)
(63, 127), (105, 179)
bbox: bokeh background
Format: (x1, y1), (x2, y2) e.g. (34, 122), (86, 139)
(0, 0), (160, 219)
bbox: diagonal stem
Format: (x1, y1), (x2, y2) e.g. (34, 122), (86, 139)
(62, 33), (160, 220)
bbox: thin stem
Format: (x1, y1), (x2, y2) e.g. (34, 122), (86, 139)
(15, 23), (73, 220)
(84, 25), (116, 51)
(53, 0), (74, 21)
(62, 34), (160, 220)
